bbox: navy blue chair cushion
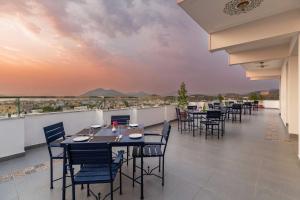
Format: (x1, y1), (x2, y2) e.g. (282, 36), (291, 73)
(67, 143), (123, 184)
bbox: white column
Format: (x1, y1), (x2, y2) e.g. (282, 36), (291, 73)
(280, 63), (288, 125)
(298, 34), (300, 159)
(287, 56), (298, 134)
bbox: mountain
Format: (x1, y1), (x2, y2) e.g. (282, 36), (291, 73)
(82, 88), (124, 97)
(82, 88), (150, 97)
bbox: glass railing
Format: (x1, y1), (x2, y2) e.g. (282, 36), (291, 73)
(0, 96), (177, 118)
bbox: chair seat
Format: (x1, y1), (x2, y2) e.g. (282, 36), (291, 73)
(74, 163), (119, 184)
(229, 110), (241, 114)
(49, 139), (64, 147)
(202, 120), (220, 125)
(132, 145), (163, 157)
(52, 151), (64, 159)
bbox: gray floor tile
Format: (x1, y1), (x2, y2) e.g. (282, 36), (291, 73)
(0, 109), (299, 200)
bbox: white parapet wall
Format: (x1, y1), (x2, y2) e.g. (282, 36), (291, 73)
(261, 100), (279, 109)
(0, 105), (177, 159)
(0, 118), (25, 159)
(24, 110), (100, 147)
(189, 100), (279, 109)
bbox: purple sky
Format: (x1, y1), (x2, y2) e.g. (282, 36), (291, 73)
(0, 0), (278, 96)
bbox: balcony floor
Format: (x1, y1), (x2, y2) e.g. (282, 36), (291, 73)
(0, 109), (299, 200)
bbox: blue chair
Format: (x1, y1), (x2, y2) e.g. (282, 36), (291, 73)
(202, 111), (222, 139)
(111, 115), (131, 165)
(229, 103), (242, 122)
(111, 115), (130, 125)
(43, 122), (66, 189)
(132, 121), (171, 186)
(66, 143), (123, 200)
(213, 102), (221, 110)
(187, 105), (197, 110)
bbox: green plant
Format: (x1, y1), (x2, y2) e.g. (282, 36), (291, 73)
(177, 82), (188, 109)
(217, 94), (224, 102)
(249, 92), (259, 101)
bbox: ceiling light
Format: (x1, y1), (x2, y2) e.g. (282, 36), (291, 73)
(224, 0), (264, 16)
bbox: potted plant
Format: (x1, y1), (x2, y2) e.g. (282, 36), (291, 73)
(177, 82), (188, 110)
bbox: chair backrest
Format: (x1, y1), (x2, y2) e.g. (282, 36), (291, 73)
(66, 143), (113, 181)
(232, 103), (242, 110)
(67, 143), (112, 165)
(160, 121), (171, 154)
(244, 102), (252, 106)
(187, 105), (197, 110)
(206, 110), (221, 119)
(253, 100), (259, 105)
(43, 122), (65, 145)
(228, 101), (234, 105)
(208, 103), (214, 109)
(111, 115), (130, 125)
(213, 102), (221, 109)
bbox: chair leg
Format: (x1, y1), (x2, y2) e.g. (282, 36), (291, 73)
(50, 158), (53, 189)
(119, 166), (122, 195)
(180, 121), (183, 134)
(127, 146), (130, 166)
(159, 157), (161, 172)
(87, 184), (90, 196)
(162, 157), (165, 186)
(110, 181), (113, 200)
(217, 125), (220, 139)
(205, 125), (208, 139)
(132, 157), (135, 187)
(72, 184), (76, 200)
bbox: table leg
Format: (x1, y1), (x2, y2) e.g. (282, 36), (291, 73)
(62, 146), (66, 200)
(192, 114), (195, 137)
(140, 144), (144, 199)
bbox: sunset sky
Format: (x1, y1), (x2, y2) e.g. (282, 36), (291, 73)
(0, 0), (278, 96)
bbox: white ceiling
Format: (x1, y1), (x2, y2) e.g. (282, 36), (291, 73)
(226, 34), (294, 54)
(179, 0), (300, 33)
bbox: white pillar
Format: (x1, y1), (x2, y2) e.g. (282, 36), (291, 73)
(298, 34), (300, 159)
(287, 56), (298, 134)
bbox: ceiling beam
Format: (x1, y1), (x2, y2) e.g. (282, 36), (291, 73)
(209, 9), (300, 51)
(289, 35), (298, 55)
(245, 68), (281, 78)
(229, 44), (289, 65)
(249, 76), (280, 80)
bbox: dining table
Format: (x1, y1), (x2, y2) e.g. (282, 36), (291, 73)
(188, 109), (227, 136)
(61, 125), (145, 200)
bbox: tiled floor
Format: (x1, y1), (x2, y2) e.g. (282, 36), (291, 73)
(0, 109), (299, 200)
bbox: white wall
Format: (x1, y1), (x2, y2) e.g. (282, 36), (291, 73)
(287, 56), (299, 134)
(0, 118), (25, 158)
(24, 111), (100, 147)
(165, 105), (177, 121)
(261, 100), (280, 109)
(0, 106), (177, 159)
(102, 109), (133, 125)
(296, 34), (300, 159)
(136, 107), (165, 127)
(280, 63), (288, 125)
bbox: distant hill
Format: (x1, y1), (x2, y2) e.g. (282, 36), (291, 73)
(82, 88), (124, 97)
(82, 88), (150, 97)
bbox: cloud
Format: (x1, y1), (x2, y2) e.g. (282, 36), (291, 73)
(0, 0), (278, 95)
